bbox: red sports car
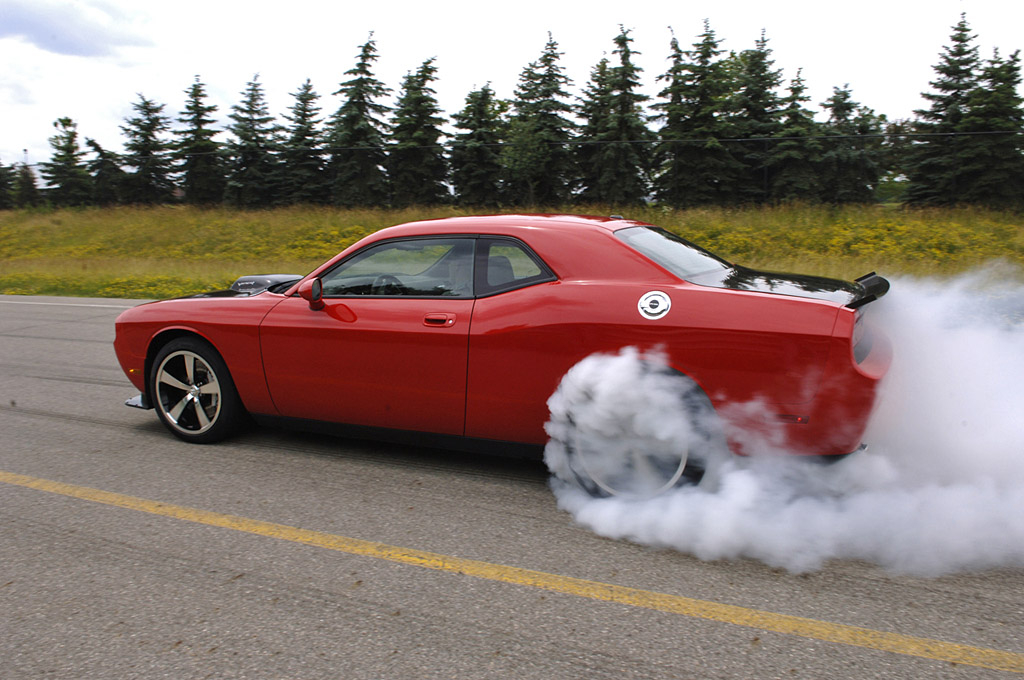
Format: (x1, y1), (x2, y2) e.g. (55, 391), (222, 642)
(114, 214), (891, 496)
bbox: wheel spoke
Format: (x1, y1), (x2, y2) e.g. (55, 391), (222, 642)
(630, 449), (663, 488)
(167, 395), (189, 423)
(184, 355), (196, 385)
(194, 401), (211, 429)
(159, 372), (191, 392)
(198, 381), (220, 397)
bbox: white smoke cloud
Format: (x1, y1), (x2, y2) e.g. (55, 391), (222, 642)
(544, 269), (1024, 575)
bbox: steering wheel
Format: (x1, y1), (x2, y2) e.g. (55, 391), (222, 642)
(371, 274), (403, 295)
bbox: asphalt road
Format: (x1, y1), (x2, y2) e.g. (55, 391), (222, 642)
(1, 294), (1021, 679)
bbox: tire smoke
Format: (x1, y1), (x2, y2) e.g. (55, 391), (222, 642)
(544, 269), (1024, 575)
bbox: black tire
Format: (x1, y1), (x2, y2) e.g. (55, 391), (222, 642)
(149, 336), (244, 444)
(545, 355), (719, 498)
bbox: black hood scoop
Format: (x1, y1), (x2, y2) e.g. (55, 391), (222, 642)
(187, 274), (303, 298)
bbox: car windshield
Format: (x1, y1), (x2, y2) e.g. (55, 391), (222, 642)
(615, 226), (732, 280)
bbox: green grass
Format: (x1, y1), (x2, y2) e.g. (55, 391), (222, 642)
(1, 204), (1021, 298)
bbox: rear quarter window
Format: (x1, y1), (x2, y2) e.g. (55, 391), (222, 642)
(475, 237), (556, 296)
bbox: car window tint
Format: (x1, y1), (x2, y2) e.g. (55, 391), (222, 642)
(321, 238), (475, 297)
(476, 238), (555, 296)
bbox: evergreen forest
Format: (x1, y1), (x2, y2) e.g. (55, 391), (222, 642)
(3, 16), (1023, 211)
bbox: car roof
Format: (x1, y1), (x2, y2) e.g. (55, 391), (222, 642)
(372, 214), (649, 239)
(306, 213), (676, 286)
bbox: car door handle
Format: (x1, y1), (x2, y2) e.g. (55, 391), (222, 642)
(423, 313), (456, 327)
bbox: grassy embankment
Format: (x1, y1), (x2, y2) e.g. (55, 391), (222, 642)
(1, 204), (1021, 299)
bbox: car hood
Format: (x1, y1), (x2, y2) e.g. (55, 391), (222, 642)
(688, 266), (872, 306)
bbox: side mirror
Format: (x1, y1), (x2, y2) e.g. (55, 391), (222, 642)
(298, 277), (325, 311)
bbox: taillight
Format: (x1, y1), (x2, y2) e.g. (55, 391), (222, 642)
(852, 311), (873, 364)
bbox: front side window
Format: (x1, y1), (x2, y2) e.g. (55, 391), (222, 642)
(320, 238), (475, 297)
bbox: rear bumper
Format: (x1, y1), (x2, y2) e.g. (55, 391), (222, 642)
(787, 323), (892, 456)
(720, 322), (891, 457)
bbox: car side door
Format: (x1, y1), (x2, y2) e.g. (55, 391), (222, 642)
(259, 237), (475, 436)
(464, 237), (563, 445)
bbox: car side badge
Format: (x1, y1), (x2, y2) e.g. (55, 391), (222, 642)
(638, 291), (671, 319)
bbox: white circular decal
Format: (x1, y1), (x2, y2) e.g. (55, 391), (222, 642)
(638, 291), (671, 319)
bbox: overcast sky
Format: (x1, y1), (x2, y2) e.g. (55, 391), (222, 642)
(2, 0), (1021, 168)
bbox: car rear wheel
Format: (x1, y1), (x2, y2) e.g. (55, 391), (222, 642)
(544, 355), (718, 498)
(150, 337), (243, 443)
(568, 427), (703, 498)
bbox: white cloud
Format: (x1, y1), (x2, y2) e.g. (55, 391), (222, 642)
(0, 0), (150, 57)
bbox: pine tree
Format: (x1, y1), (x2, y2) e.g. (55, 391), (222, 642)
(721, 32), (784, 203)
(957, 49), (1024, 207)
(280, 79), (328, 205)
(38, 117), (93, 206)
(0, 160), (14, 209)
(769, 71), (822, 201)
(652, 22), (741, 207)
(224, 75), (281, 207)
(575, 57), (613, 201)
(85, 139), (127, 206)
(904, 14), (980, 205)
(119, 94), (175, 204)
(652, 31), (691, 207)
(389, 58), (449, 207)
(875, 119), (913, 203)
(450, 84), (507, 207)
(175, 76), (226, 205)
(13, 162), (42, 207)
(327, 35), (391, 207)
(501, 34), (576, 206)
(819, 86), (885, 203)
(575, 27), (654, 204)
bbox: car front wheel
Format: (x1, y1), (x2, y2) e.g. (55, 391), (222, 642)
(149, 337), (243, 443)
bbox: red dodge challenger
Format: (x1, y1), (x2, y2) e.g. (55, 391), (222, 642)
(114, 214), (891, 496)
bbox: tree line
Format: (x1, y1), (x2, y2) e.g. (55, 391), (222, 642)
(2, 15), (1022, 211)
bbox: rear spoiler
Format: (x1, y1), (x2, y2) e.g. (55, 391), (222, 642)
(847, 272), (890, 309)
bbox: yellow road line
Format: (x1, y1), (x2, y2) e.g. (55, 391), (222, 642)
(2, 468), (1022, 673)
